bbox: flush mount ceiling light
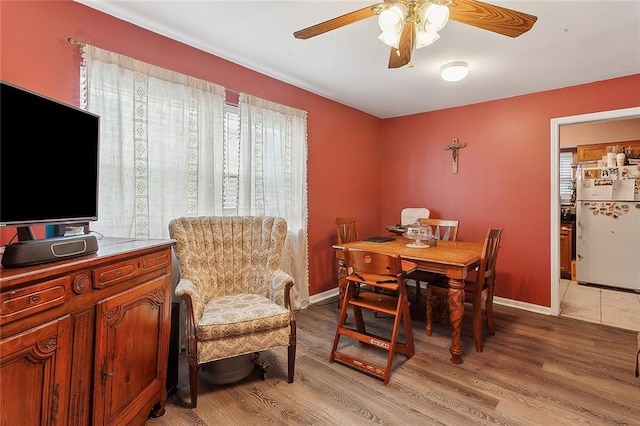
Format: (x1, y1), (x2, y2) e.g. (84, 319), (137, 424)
(294, 1), (537, 70)
(441, 61), (468, 82)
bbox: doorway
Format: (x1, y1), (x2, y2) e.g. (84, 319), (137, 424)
(549, 107), (640, 316)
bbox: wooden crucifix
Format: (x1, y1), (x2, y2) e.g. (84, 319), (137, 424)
(445, 138), (467, 174)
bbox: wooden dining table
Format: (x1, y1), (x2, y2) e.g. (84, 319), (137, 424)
(333, 236), (484, 364)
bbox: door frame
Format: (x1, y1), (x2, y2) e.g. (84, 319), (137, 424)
(549, 106), (640, 316)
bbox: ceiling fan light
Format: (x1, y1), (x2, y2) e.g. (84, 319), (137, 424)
(441, 61), (468, 82)
(378, 4), (407, 34)
(415, 30), (440, 49)
(378, 30), (400, 49)
(420, 2), (450, 33)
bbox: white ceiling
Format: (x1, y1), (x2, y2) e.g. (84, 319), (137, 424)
(76, 1), (640, 119)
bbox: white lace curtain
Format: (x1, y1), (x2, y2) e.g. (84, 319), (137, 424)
(238, 93), (309, 307)
(80, 45), (226, 238)
(80, 45), (309, 308)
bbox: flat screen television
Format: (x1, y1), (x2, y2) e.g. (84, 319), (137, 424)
(1, 81), (100, 266)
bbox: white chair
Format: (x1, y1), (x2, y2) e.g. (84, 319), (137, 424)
(401, 208), (431, 226)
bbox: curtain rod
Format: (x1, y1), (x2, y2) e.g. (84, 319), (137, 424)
(68, 37), (240, 102)
(67, 37), (85, 54)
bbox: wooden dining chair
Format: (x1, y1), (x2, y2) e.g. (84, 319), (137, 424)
(407, 218), (460, 302)
(330, 248), (415, 384)
(335, 216), (359, 307)
(426, 228), (503, 352)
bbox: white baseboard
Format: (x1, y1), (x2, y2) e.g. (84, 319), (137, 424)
(307, 287), (552, 317)
(308, 287), (339, 305)
(493, 296), (551, 316)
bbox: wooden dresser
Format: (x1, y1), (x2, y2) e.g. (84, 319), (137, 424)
(0, 237), (174, 426)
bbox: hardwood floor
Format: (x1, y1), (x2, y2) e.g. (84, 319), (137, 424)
(147, 298), (640, 425)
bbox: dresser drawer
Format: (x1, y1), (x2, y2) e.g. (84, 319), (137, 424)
(140, 251), (170, 273)
(93, 260), (137, 289)
(92, 250), (170, 290)
(0, 276), (70, 325)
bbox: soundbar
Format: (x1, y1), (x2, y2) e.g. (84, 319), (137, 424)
(1, 235), (99, 268)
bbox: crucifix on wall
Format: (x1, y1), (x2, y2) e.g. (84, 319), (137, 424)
(445, 138), (467, 174)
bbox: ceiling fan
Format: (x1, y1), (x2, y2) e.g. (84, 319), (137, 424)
(293, 0), (537, 69)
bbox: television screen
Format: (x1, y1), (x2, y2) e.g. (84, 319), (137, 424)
(0, 81), (100, 236)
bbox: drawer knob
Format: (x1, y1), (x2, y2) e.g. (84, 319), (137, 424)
(73, 274), (90, 294)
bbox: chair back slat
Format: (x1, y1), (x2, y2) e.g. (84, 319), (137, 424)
(416, 218), (460, 241)
(344, 249), (403, 277)
(335, 216), (359, 244)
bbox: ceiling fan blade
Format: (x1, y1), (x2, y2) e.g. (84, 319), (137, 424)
(448, 0), (537, 38)
(293, 4), (383, 39)
(389, 22), (415, 69)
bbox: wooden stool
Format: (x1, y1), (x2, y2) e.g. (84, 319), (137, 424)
(330, 249), (415, 384)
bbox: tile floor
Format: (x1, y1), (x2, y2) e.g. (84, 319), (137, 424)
(560, 279), (640, 331)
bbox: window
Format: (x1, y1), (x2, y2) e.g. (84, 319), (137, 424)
(222, 105), (241, 213)
(559, 151), (574, 200)
(81, 45), (309, 308)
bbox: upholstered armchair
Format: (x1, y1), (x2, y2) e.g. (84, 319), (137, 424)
(169, 216), (296, 408)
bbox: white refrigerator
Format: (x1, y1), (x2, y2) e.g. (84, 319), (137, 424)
(575, 164), (640, 291)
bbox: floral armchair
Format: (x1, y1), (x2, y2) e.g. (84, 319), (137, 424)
(169, 216), (296, 408)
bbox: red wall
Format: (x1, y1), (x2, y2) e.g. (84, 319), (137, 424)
(380, 76), (640, 306)
(0, 0), (384, 294)
(1, 1), (639, 307)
